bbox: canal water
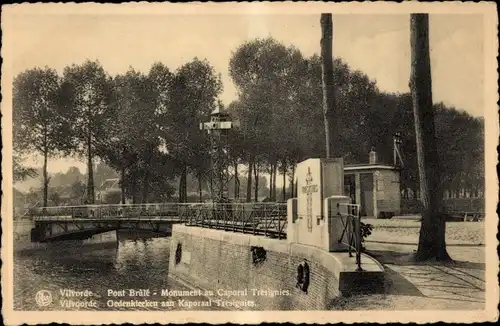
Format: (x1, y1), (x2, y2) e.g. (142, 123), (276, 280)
(13, 220), (219, 311)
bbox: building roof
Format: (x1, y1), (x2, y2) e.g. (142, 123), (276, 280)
(344, 164), (398, 171)
(99, 178), (120, 191)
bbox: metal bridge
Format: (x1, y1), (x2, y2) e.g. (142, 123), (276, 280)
(29, 202), (288, 241)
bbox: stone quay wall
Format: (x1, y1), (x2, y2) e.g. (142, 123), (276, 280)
(169, 224), (343, 310)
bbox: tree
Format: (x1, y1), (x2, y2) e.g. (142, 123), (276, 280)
(409, 14), (451, 261)
(98, 69), (141, 203)
(320, 13), (340, 158)
(434, 104), (484, 198)
(13, 67), (66, 206)
(166, 58), (222, 202)
(94, 63), (178, 204)
(117, 68), (156, 203)
(60, 60), (116, 204)
(225, 102), (244, 200)
(229, 37), (307, 201)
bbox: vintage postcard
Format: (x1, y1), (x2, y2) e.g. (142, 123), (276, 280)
(1, 2), (498, 325)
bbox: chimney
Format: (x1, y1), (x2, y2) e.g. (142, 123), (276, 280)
(369, 147), (377, 164)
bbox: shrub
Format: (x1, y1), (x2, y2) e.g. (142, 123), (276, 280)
(360, 221), (373, 241)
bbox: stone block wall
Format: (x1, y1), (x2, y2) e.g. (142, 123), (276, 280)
(169, 225), (341, 310)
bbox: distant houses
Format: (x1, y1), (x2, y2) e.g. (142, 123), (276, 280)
(96, 178), (122, 204)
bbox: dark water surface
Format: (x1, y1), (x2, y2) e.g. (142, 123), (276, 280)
(13, 222), (217, 311)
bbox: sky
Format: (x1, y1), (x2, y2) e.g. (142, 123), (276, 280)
(6, 12), (485, 174)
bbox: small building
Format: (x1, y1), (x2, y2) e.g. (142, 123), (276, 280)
(344, 150), (401, 218)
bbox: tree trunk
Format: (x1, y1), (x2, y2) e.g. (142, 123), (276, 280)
(198, 171), (203, 203)
(409, 14), (451, 262)
(254, 161), (259, 202)
(293, 174), (299, 197)
(142, 165), (150, 204)
(131, 171), (138, 204)
(141, 178), (149, 204)
(289, 164), (296, 198)
(87, 132), (94, 204)
(120, 165), (126, 204)
(178, 175), (183, 203)
(269, 165), (274, 199)
(142, 147), (155, 204)
(234, 162), (240, 200)
(209, 169), (213, 199)
(320, 13), (339, 158)
(179, 164), (187, 203)
(183, 165), (187, 202)
(42, 146), (49, 207)
(282, 161), (287, 202)
(246, 157), (253, 202)
(272, 163), (278, 201)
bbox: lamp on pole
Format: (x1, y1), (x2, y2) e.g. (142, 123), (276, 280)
(199, 106), (233, 203)
(393, 132), (404, 169)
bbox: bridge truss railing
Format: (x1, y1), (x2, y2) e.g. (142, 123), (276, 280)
(337, 203), (363, 271)
(29, 203), (185, 220)
(183, 203), (287, 239)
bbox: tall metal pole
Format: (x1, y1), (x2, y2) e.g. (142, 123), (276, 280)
(200, 107), (233, 203)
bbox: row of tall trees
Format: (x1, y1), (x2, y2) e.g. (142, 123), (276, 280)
(13, 38), (484, 207)
(14, 58), (222, 205)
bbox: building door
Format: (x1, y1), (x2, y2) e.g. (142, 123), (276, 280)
(360, 173), (374, 216)
(344, 174), (356, 204)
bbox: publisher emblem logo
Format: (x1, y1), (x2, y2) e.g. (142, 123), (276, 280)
(35, 290), (52, 307)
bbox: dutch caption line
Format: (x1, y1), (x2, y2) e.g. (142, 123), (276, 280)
(107, 288), (161, 308)
(59, 289), (98, 308)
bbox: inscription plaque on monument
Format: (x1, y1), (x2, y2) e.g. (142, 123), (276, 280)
(302, 167), (318, 232)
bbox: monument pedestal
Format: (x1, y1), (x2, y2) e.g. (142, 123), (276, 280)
(286, 158), (385, 296)
(288, 158), (351, 252)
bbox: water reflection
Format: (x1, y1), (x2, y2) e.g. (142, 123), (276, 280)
(14, 229), (216, 311)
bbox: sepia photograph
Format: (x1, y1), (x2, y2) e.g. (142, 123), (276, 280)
(1, 2), (498, 324)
